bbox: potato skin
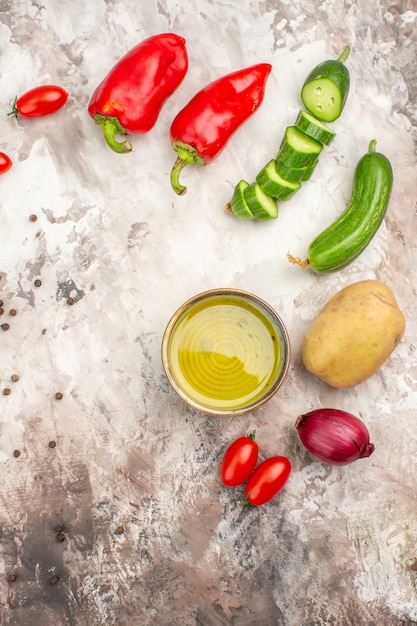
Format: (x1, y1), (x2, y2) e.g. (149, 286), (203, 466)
(302, 280), (405, 388)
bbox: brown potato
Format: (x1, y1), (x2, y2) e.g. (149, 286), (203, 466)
(302, 280), (406, 388)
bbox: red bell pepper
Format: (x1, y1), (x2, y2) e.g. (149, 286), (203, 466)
(88, 33), (188, 153)
(169, 63), (272, 195)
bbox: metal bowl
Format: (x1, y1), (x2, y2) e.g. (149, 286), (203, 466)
(161, 288), (291, 416)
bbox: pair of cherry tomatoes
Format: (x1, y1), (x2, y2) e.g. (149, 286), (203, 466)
(220, 432), (291, 506)
(1, 85), (69, 176)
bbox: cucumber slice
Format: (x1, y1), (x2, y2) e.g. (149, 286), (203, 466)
(295, 110), (335, 146)
(256, 159), (301, 200)
(275, 157), (319, 183)
(277, 126), (323, 168)
(228, 180), (255, 219)
(243, 183), (278, 221)
(301, 46), (350, 123)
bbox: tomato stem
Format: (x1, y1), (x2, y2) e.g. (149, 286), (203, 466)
(7, 97), (18, 118)
(93, 114), (132, 153)
(247, 430), (256, 440)
(238, 498), (254, 507)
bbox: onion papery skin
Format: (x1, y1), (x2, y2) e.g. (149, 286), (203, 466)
(295, 408), (375, 466)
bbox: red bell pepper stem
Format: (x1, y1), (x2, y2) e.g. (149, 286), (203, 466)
(93, 113), (132, 153)
(170, 141), (205, 195)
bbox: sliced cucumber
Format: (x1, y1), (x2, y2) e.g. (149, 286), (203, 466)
(228, 180), (255, 219)
(295, 110), (335, 146)
(277, 126), (323, 168)
(256, 159), (301, 200)
(275, 157), (319, 183)
(244, 183), (278, 221)
(301, 45), (350, 123)
(299, 161), (319, 181)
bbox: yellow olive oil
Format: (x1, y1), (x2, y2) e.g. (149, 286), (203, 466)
(166, 294), (285, 411)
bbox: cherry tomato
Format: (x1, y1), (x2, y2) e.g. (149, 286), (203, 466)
(220, 431), (258, 487)
(0, 152), (12, 175)
(9, 85), (68, 118)
(244, 455), (291, 506)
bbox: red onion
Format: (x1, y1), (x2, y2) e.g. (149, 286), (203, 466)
(295, 408), (375, 466)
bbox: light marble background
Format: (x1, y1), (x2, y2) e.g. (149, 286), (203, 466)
(0, 1), (416, 625)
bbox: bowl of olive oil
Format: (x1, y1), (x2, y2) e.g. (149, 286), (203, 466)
(162, 288), (290, 416)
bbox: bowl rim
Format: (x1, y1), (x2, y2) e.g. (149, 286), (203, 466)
(161, 288), (291, 416)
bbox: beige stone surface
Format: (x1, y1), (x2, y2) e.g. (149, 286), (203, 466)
(0, 1), (416, 624)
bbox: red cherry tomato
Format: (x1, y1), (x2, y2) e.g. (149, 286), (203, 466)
(0, 152), (12, 175)
(9, 85), (68, 118)
(220, 431), (258, 487)
(244, 455), (291, 506)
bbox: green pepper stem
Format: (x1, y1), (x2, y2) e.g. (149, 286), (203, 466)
(368, 139), (377, 153)
(93, 114), (132, 154)
(337, 45), (350, 63)
(170, 141), (205, 196)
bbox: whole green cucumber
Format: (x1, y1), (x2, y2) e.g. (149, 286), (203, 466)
(292, 140), (393, 273)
